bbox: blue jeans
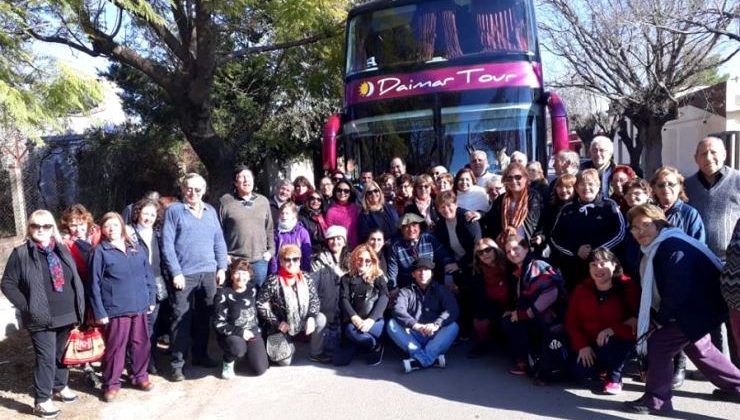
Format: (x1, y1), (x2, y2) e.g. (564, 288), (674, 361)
(345, 319), (385, 352)
(250, 260), (268, 289)
(572, 337), (634, 383)
(386, 318), (459, 367)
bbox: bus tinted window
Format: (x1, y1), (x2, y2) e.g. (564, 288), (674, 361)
(347, 0), (535, 75)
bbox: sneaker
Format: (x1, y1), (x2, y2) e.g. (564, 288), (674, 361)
(309, 353), (332, 364)
(402, 358), (422, 373)
(53, 386), (77, 403)
(433, 354), (446, 368)
(171, 367), (185, 382)
(603, 381), (623, 395)
(221, 361), (235, 380)
(365, 345), (384, 366)
(33, 400), (60, 418)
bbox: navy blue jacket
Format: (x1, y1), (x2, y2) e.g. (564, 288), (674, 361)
(653, 237), (726, 341)
(393, 281), (459, 328)
(89, 241), (155, 320)
(664, 200), (705, 242)
(550, 197), (625, 257)
(358, 203), (399, 243)
(433, 207), (482, 270)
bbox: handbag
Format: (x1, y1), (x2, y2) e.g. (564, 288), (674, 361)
(63, 326), (106, 365)
(265, 332), (294, 363)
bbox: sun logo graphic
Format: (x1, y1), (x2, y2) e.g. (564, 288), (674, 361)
(359, 81), (375, 97)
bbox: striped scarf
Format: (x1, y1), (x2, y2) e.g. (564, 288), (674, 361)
(36, 239), (65, 292)
(501, 189), (529, 231)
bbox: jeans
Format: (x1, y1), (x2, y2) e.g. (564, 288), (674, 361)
(386, 318), (459, 367)
(217, 334), (269, 375)
(571, 337), (634, 383)
(309, 312), (328, 356)
(170, 272), (217, 369)
(344, 319), (385, 352)
(30, 325), (73, 403)
(250, 260), (269, 289)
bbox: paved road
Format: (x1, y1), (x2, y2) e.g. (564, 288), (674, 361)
(92, 343), (740, 419)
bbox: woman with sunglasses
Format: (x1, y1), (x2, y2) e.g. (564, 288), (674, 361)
(623, 204), (740, 415)
(650, 166), (705, 242)
(257, 244), (325, 366)
(340, 244), (390, 365)
(468, 238), (513, 358)
(2, 210), (85, 418)
(298, 191), (328, 254)
(325, 179), (361, 249)
(550, 169), (626, 293)
(482, 162), (543, 246)
(358, 180), (399, 243)
(404, 174), (440, 232)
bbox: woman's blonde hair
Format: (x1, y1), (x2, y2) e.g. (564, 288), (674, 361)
(650, 166), (688, 202)
(626, 204), (670, 230)
(26, 210), (63, 243)
(278, 244), (301, 261)
(362, 180), (385, 212)
(349, 244), (383, 282)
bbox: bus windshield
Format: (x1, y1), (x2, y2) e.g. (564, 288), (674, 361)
(347, 0), (536, 75)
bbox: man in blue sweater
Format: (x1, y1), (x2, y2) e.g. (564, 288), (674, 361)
(162, 173), (228, 381)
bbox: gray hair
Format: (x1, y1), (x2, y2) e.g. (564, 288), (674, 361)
(26, 209), (63, 242)
(590, 136), (614, 152)
(180, 173), (207, 189)
(556, 150), (580, 170)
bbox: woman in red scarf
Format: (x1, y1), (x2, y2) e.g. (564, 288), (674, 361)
(257, 244), (325, 365)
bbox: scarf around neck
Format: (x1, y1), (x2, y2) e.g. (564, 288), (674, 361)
(277, 267), (309, 335)
(636, 227), (722, 355)
(278, 217), (298, 233)
(36, 239), (65, 292)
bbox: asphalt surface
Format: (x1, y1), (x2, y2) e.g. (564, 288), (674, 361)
(89, 341), (740, 420)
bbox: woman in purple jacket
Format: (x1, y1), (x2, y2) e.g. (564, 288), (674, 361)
(270, 202), (312, 273)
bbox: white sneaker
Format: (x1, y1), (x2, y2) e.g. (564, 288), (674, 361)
(434, 354), (446, 368)
(53, 386), (77, 403)
(221, 361), (235, 379)
(402, 358), (421, 373)
(34, 399), (60, 418)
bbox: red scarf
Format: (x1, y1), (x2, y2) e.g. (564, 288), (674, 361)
(278, 267), (304, 286)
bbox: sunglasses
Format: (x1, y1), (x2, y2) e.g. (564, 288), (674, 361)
(476, 247), (494, 256)
(308, 196), (322, 202)
(30, 223), (54, 231)
(336, 188), (351, 194)
(367, 189), (381, 195)
(505, 175), (524, 182)
(281, 257), (301, 264)
(656, 182), (678, 189)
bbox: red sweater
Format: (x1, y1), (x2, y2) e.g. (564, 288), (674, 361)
(565, 275), (640, 352)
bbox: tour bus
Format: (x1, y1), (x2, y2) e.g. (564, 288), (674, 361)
(322, 0), (569, 177)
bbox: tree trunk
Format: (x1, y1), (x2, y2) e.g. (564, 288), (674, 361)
(635, 116), (665, 178)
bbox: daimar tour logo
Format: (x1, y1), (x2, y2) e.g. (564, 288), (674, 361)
(359, 81), (375, 97)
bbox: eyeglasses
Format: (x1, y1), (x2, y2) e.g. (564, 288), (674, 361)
(184, 187), (203, 193)
(30, 224), (54, 231)
(656, 182), (678, 189)
(630, 222), (655, 233)
(367, 189), (381, 195)
(336, 188), (351, 194)
(476, 247), (494, 256)
(505, 175), (524, 182)
(281, 257), (301, 264)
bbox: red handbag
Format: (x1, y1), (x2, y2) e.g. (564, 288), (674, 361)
(63, 326), (106, 365)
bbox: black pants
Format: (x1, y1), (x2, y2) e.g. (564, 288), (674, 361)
(170, 272), (217, 369)
(217, 335), (269, 375)
(30, 325), (73, 403)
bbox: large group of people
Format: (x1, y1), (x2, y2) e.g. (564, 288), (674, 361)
(3, 135), (740, 418)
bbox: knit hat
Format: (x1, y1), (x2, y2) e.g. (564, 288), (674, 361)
(325, 225), (347, 240)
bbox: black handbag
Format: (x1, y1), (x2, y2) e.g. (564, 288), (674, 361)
(351, 284), (379, 319)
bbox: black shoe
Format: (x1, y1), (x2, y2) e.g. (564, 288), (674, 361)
(623, 399), (673, 416)
(192, 357), (219, 368)
(365, 345), (384, 366)
(713, 388), (740, 403)
(467, 343), (490, 359)
(171, 368), (185, 382)
(309, 353), (332, 364)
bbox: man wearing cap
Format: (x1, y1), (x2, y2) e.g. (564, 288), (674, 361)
(309, 225), (350, 363)
(387, 258), (459, 373)
(387, 213), (458, 290)
(219, 166), (274, 288)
